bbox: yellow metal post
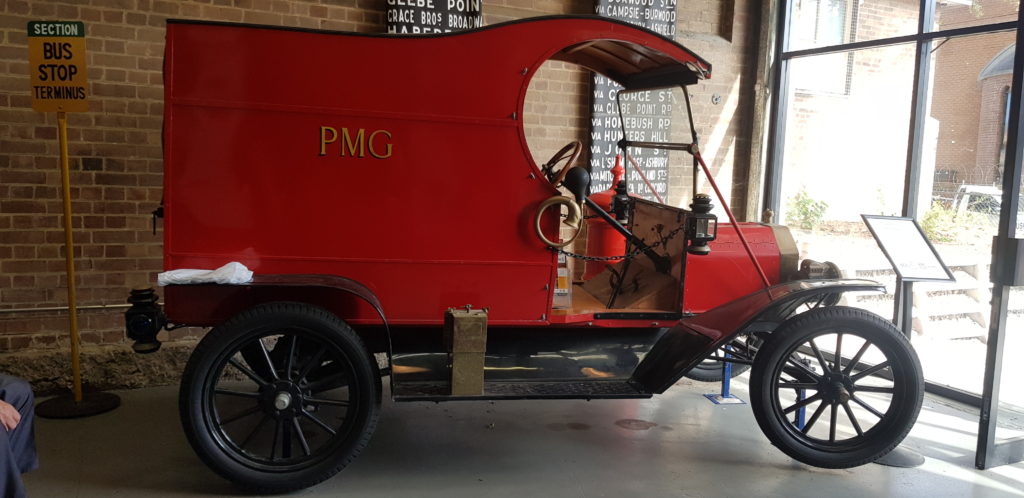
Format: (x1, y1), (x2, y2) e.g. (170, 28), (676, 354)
(30, 21), (119, 418)
(57, 111), (83, 403)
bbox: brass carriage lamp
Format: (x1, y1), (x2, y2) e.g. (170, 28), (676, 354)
(687, 194), (718, 255)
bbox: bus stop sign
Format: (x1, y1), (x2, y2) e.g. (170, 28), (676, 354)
(27, 21), (88, 113)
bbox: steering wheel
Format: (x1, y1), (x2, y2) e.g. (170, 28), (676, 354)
(541, 141), (583, 186)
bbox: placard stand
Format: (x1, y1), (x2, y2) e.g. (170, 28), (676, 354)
(860, 215), (954, 468)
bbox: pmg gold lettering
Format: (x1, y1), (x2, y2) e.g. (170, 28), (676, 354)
(319, 126), (393, 159)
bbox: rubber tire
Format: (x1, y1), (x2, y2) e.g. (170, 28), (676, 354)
(749, 306), (923, 468)
(179, 302), (381, 493)
(684, 359), (751, 382)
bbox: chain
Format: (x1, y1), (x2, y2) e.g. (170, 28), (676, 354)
(551, 226), (684, 262)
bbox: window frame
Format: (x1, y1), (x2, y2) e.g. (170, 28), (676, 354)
(762, 0), (1023, 470)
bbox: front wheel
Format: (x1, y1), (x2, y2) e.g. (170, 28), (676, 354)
(179, 302), (380, 493)
(749, 306), (923, 468)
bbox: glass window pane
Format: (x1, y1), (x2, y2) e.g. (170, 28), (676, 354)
(995, 40), (1023, 451)
(932, 0), (1019, 33)
(916, 32), (1016, 395)
(1019, 131), (1024, 238)
(788, 0), (920, 52)
(995, 288), (1024, 445)
(779, 44), (916, 322)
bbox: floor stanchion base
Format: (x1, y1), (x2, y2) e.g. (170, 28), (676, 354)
(873, 446), (925, 468)
(703, 393), (746, 405)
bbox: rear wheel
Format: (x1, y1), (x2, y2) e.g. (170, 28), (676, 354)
(749, 307), (923, 468)
(685, 359), (750, 382)
(180, 302), (380, 493)
(684, 333), (757, 382)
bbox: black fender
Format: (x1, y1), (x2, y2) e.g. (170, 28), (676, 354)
(248, 274), (392, 359)
(246, 274), (389, 318)
(165, 273), (392, 361)
(630, 279), (884, 394)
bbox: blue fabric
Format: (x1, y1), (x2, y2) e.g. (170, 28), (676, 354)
(0, 376), (36, 498)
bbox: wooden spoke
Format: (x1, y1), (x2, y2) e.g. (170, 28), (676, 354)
(853, 385), (894, 394)
(281, 420), (292, 459)
(851, 394), (886, 419)
(301, 410), (338, 436)
(801, 401), (829, 435)
(256, 337), (279, 381)
(219, 405), (261, 426)
(227, 357), (269, 387)
(842, 401), (864, 437)
(292, 418), (311, 457)
(239, 415), (269, 450)
(270, 418), (283, 461)
(842, 341), (872, 376)
(284, 335), (299, 381)
(851, 361), (890, 382)
(296, 349), (326, 383)
(307, 371), (348, 393)
(214, 388), (261, 399)
(832, 333), (843, 372)
(829, 402), (838, 443)
(785, 354), (821, 382)
(783, 392), (822, 415)
(303, 396), (350, 407)
(808, 339), (831, 374)
(779, 381), (819, 390)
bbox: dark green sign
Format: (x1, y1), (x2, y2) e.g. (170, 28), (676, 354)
(28, 21), (84, 37)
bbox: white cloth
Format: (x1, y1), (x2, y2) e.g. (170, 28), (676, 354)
(157, 262), (254, 286)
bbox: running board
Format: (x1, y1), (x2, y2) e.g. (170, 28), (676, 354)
(392, 380), (650, 402)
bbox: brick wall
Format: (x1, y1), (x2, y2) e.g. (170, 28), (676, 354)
(0, 0), (761, 391)
(976, 74), (1012, 178)
(930, 1), (1017, 197)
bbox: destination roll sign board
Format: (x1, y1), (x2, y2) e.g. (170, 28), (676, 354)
(28, 21), (88, 113)
(591, 0), (677, 201)
(385, 0), (482, 34)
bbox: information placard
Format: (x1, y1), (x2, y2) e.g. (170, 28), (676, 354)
(861, 215), (955, 282)
(27, 21), (88, 113)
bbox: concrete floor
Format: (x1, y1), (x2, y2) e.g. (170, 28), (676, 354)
(24, 377), (1024, 498)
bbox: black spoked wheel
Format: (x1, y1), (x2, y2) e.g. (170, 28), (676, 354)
(750, 306), (923, 468)
(685, 333), (758, 382)
(180, 303), (380, 493)
(685, 358), (751, 382)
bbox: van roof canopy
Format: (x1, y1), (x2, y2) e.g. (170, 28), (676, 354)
(167, 16), (711, 91)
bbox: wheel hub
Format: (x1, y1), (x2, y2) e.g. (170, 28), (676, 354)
(273, 392), (292, 411)
(832, 382), (852, 403)
(260, 380), (305, 418)
(818, 373), (854, 404)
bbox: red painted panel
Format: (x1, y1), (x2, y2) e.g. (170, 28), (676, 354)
(682, 223), (782, 313)
(162, 18), (709, 326)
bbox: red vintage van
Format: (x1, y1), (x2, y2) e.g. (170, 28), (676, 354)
(123, 16), (924, 492)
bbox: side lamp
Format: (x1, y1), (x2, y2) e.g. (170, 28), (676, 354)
(687, 193), (718, 256)
(125, 288), (166, 354)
